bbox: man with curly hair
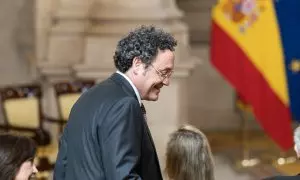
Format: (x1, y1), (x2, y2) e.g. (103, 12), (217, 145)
(54, 25), (177, 180)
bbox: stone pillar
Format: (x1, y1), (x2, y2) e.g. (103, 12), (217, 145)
(74, 0), (199, 170)
(37, 0), (91, 120)
(186, 45), (241, 130)
(0, 0), (35, 85)
(36, 0), (92, 163)
(38, 0), (91, 80)
(177, 0), (217, 43)
(36, 0), (59, 64)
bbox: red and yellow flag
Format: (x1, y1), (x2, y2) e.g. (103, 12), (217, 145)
(210, 0), (300, 150)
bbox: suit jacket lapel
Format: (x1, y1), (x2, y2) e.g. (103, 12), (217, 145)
(144, 121), (155, 149)
(143, 120), (162, 176)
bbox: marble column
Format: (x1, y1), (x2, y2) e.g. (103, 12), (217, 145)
(0, 0), (36, 85)
(36, 0), (93, 163)
(38, 0), (91, 81)
(36, 0), (59, 64)
(74, 0), (199, 170)
(177, 0), (217, 43)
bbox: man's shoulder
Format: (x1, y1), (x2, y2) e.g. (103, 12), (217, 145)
(76, 77), (137, 110)
(83, 77), (122, 99)
(84, 74), (137, 103)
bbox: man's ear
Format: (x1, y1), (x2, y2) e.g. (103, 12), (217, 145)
(132, 57), (143, 73)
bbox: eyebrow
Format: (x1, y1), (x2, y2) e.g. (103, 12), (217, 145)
(160, 68), (173, 73)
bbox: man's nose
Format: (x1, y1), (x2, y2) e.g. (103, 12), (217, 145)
(163, 77), (170, 86)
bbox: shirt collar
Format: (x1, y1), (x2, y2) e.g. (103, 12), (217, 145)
(116, 71), (142, 105)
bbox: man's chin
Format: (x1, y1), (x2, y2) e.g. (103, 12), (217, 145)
(150, 98), (158, 101)
(144, 94), (159, 101)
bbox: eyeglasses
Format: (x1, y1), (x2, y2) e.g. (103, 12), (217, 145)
(150, 64), (173, 81)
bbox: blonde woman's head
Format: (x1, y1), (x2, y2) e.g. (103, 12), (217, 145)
(165, 125), (215, 180)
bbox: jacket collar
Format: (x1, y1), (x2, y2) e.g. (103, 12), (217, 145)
(109, 73), (140, 104)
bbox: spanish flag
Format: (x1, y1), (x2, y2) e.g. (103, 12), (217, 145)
(210, 0), (300, 150)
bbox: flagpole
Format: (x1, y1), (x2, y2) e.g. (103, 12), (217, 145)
(274, 123), (297, 166)
(235, 93), (260, 168)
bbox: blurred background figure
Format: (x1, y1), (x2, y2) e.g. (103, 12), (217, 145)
(165, 125), (215, 180)
(263, 127), (300, 180)
(294, 126), (300, 159)
(0, 134), (38, 180)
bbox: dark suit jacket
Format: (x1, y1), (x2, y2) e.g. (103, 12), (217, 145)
(54, 73), (163, 180)
(263, 174), (300, 180)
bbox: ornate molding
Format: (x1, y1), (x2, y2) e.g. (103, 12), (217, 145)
(37, 62), (73, 82)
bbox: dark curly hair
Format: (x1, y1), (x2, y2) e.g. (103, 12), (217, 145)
(113, 25), (177, 73)
(0, 134), (37, 180)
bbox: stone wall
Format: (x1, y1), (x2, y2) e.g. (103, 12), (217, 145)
(0, 0), (36, 86)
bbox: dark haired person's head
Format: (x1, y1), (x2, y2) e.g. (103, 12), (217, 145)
(0, 134), (38, 180)
(114, 25), (177, 101)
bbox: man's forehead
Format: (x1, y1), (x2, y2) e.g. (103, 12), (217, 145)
(153, 50), (175, 69)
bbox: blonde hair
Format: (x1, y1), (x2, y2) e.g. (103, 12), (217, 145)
(165, 125), (215, 180)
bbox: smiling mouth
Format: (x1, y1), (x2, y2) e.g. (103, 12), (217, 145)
(153, 86), (163, 94)
(154, 84), (162, 90)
